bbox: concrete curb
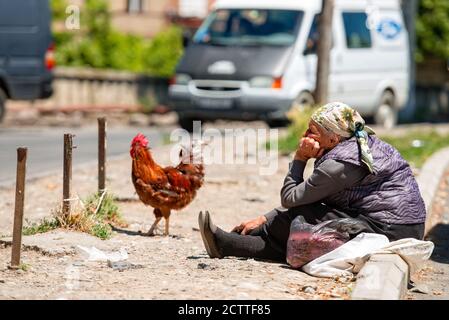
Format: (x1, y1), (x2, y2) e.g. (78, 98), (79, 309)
(352, 147), (449, 300)
(415, 146), (449, 234)
(352, 254), (409, 300)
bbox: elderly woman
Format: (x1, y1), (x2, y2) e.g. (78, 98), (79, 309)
(198, 102), (426, 261)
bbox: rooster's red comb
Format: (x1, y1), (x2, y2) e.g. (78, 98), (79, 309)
(131, 133), (149, 147)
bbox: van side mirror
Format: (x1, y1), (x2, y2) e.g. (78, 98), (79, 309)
(303, 48), (313, 55)
(303, 40), (317, 55)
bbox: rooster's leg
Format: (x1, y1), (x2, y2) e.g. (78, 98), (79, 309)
(162, 208), (171, 236)
(164, 216), (170, 236)
(145, 217), (162, 236)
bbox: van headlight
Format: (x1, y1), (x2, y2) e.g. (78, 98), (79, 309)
(173, 74), (192, 85)
(249, 76), (282, 89)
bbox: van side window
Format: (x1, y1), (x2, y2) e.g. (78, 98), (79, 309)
(304, 14), (333, 55)
(342, 12), (372, 49)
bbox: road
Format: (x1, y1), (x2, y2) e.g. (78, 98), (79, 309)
(0, 126), (168, 186)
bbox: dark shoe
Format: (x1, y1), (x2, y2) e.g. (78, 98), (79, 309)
(198, 211), (223, 259)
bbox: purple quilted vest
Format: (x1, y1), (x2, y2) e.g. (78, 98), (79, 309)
(315, 135), (426, 225)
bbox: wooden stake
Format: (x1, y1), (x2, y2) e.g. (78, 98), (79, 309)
(63, 134), (73, 217)
(98, 117), (106, 193)
(10, 147), (27, 269)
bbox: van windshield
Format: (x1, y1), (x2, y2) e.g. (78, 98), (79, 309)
(193, 9), (304, 47)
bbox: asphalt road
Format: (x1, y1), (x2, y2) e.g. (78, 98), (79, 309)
(0, 126), (167, 186)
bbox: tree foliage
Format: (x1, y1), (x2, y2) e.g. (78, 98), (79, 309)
(416, 0), (449, 62)
(52, 0), (183, 77)
(51, 0), (68, 21)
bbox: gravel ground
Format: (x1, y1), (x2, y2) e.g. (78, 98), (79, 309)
(0, 131), (352, 300)
(2, 111), (448, 300)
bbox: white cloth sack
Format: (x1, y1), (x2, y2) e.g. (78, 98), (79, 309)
(302, 233), (434, 278)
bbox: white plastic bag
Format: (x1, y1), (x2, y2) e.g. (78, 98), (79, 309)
(373, 238), (435, 274)
(302, 233), (434, 278)
(76, 245), (128, 262)
(302, 233), (389, 278)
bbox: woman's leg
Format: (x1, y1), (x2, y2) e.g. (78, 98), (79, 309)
(214, 228), (285, 262)
(200, 204), (379, 261)
(198, 211), (285, 261)
(201, 203), (357, 261)
(360, 217), (425, 241)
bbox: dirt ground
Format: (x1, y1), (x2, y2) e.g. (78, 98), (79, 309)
(0, 132), (353, 300)
(2, 110), (448, 300)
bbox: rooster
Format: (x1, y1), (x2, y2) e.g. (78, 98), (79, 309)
(130, 133), (205, 236)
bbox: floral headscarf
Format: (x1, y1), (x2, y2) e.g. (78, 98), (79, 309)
(311, 102), (376, 174)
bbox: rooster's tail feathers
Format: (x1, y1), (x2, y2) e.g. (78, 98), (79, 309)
(179, 139), (207, 164)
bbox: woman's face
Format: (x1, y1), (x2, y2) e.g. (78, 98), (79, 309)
(304, 120), (340, 150)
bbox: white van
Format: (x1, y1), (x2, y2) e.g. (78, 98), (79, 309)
(169, 0), (409, 131)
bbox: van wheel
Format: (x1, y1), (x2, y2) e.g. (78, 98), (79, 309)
(0, 89), (6, 123)
(178, 115), (202, 133)
(266, 119), (289, 128)
(291, 91), (315, 111)
(374, 91), (397, 129)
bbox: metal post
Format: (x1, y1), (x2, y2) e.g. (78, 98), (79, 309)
(63, 134), (73, 216)
(10, 148), (27, 269)
(315, 0), (335, 105)
(400, 0), (418, 122)
(98, 117), (106, 193)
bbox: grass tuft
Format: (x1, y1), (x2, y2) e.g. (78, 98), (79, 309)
(22, 192), (127, 240)
(266, 105), (316, 155)
(23, 218), (60, 236)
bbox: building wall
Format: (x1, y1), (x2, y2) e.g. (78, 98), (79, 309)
(64, 0), (215, 38)
(109, 0), (172, 38)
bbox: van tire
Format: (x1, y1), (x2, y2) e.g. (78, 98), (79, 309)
(178, 114), (202, 133)
(291, 91), (315, 111)
(0, 88), (6, 123)
(266, 119), (289, 128)
(374, 91), (397, 129)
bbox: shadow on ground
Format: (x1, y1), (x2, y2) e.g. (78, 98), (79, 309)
(111, 225), (184, 239)
(425, 223), (449, 264)
(111, 226), (144, 236)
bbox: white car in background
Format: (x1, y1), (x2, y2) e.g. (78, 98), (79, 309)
(169, 0), (409, 131)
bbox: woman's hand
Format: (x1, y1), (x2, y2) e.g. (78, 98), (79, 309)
(294, 137), (324, 161)
(232, 216), (267, 235)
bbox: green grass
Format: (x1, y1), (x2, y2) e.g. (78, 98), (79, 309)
(19, 263), (31, 272)
(83, 192), (125, 225)
(267, 130), (301, 156)
(22, 192), (126, 240)
(267, 105), (315, 155)
(379, 130), (449, 169)
(22, 218), (59, 236)
(90, 222), (113, 240)
(82, 192), (126, 240)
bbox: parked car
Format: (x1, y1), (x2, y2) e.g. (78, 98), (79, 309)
(169, 0), (409, 131)
(0, 0), (54, 122)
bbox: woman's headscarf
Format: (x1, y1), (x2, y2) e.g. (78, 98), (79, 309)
(311, 102), (376, 174)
